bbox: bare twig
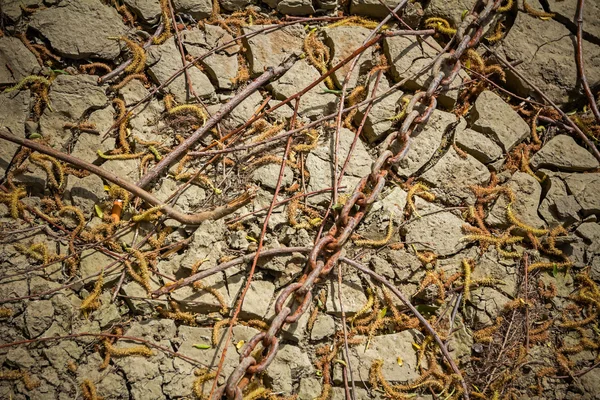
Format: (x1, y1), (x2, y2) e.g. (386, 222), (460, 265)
(337, 263), (357, 400)
(575, 0), (600, 124)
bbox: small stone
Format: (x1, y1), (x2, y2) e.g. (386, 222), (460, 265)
(251, 164), (294, 190)
(455, 127), (503, 163)
(97, 303), (121, 329)
(50, 74), (108, 119)
(240, 280), (275, 319)
(563, 173), (600, 216)
(171, 273), (244, 314)
(29, 0), (127, 59)
(269, 59), (337, 120)
(311, 314), (335, 341)
(25, 300), (54, 338)
(351, 0), (422, 22)
(242, 25), (304, 76)
(221, 91), (264, 131)
(0, 92), (30, 176)
(487, 171), (546, 230)
(403, 204), (469, 256)
(298, 377), (322, 400)
(277, 0), (315, 15)
(305, 128), (372, 204)
(80, 249), (121, 284)
(530, 135), (599, 171)
(263, 344), (313, 393)
(384, 36), (465, 107)
(334, 331), (419, 384)
(172, 0), (212, 19)
(421, 146), (491, 203)
(65, 173), (105, 216)
(422, 0), (476, 25)
(323, 26), (374, 88)
(394, 109), (457, 177)
(325, 273), (368, 316)
(123, 0), (162, 24)
(537, 171), (580, 228)
(469, 91), (530, 152)
(369, 255), (395, 280)
(6, 347), (37, 369)
(101, 158), (140, 182)
(0, 37), (42, 85)
(467, 287), (511, 326)
(147, 38), (215, 102)
(576, 222), (600, 244)
(1, 0), (43, 20)
(354, 71), (404, 143)
(498, 8), (600, 105)
(220, 0), (252, 11)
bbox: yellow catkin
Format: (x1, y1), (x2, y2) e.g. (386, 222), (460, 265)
(292, 130), (319, 152)
(97, 150), (145, 160)
(168, 104), (208, 125)
(350, 288), (374, 324)
(497, 0), (513, 12)
(153, 0), (172, 44)
(212, 318), (231, 346)
(114, 36), (146, 74)
(193, 281), (229, 315)
(112, 98), (131, 153)
(108, 185), (130, 210)
(424, 17), (457, 36)
(81, 379), (101, 400)
(80, 62), (113, 74)
(473, 317), (504, 343)
(104, 339), (153, 358)
(354, 213), (394, 247)
(462, 259), (473, 309)
(0, 187), (27, 218)
(3, 75), (51, 93)
(327, 16), (382, 30)
(523, 0), (555, 19)
(406, 183), (435, 217)
(29, 153), (65, 189)
(303, 29), (335, 90)
(132, 205), (164, 222)
(157, 301), (197, 325)
(0, 307), (13, 318)
(80, 271), (104, 316)
(111, 73), (148, 90)
(192, 367), (217, 399)
(485, 20), (506, 43)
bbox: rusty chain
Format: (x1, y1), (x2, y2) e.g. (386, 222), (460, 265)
(213, 1), (503, 398)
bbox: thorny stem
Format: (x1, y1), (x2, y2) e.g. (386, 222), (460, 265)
(0, 129), (254, 225)
(575, 0), (600, 124)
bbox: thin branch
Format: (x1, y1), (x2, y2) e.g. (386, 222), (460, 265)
(575, 0), (600, 124)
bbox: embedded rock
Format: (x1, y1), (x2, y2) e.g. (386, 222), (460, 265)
(173, 0), (212, 19)
(384, 35), (466, 107)
(402, 204), (468, 256)
(277, 0), (315, 15)
(498, 3), (600, 105)
(220, 0), (252, 11)
(25, 300), (54, 338)
(351, 0), (423, 25)
(305, 127), (372, 204)
(29, 0), (128, 59)
(221, 90), (263, 131)
(394, 109), (457, 177)
(147, 38), (215, 101)
(325, 272), (368, 316)
(0, 92), (30, 176)
(323, 26), (374, 88)
(251, 164), (294, 190)
(538, 171), (581, 227)
(563, 173), (600, 216)
(64, 173), (105, 216)
(264, 344), (313, 393)
(123, 0), (162, 24)
(49, 74), (108, 120)
(354, 74), (404, 143)
(310, 314), (335, 341)
(269, 59), (337, 119)
(530, 135), (599, 172)
(469, 91), (529, 152)
(0, 37), (41, 85)
(240, 280), (275, 319)
(422, 0), (477, 25)
(455, 127), (503, 163)
(242, 24), (304, 76)
(421, 146), (491, 203)
(487, 171), (546, 229)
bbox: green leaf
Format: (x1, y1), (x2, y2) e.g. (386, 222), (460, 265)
(193, 343), (211, 349)
(94, 204), (104, 219)
(552, 263), (558, 278)
(28, 133), (42, 139)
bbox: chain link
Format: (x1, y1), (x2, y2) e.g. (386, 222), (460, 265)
(213, 1), (502, 398)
